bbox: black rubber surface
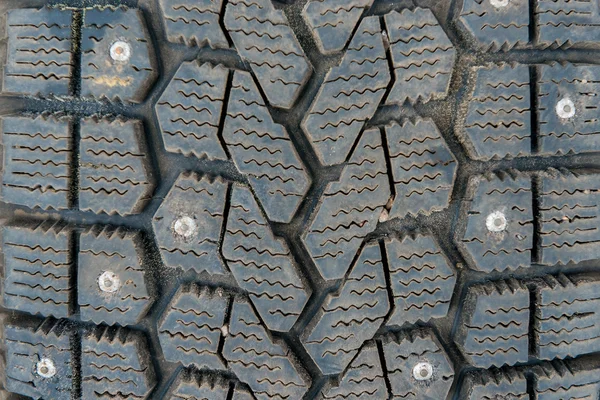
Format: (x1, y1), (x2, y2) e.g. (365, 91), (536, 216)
(2, 0), (600, 399)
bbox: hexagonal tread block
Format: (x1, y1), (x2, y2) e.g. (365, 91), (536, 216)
(385, 118), (457, 219)
(302, 0), (374, 54)
(302, 17), (390, 165)
(3, 7), (73, 96)
(302, 243), (389, 375)
(455, 279), (530, 368)
(78, 227), (153, 326)
(158, 0), (229, 48)
(224, 0), (312, 109)
(80, 6), (157, 103)
(382, 329), (454, 400)
(385, 8), (456, 105)
(224, 71), (310, 223)
(79, 117), (154, 216)
(457, 173), (533, 272)
(158, 284), (227, 369)
(156, 61), (228, 160)
(223, 185), (310, 332)
(303, 129), (390, 281)
(385, 235), (456, 326)
(152, 173), (228, 274)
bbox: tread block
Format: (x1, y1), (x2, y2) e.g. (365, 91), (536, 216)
(319, 342), (387, 399)
(82, 327), (156, 400)
(463, 64), (532, 160)
(80, 6), (157, 103)
(458, 0), (529, 51)
(224, 71), (310, 223)
(223, 298), (310, 400)
(2, 223), (72, 318)
(536, 0), (600, 49)
(223, 185), (310, 332)
(457, 173), (533, 272)
(79, 117), (154, 216)
(459, 369), (527, 400)
(152, 173), (228, 274)
(302, 243), (389, 375)
(224, 0), (311, 109)
(538, 170), (600, 266)
(1, 114), (72, 210)
(537, 64), (600, 155)
(532, 360), (600, 400)
(303, 129), (391, 280)
(4, 320), (73, 400)
(455, 279), (529, 368)
(78, 228), (152, 326)
(385, 118), (457, 218)
(534, 273), (600, 360)
(166, 371), (232, 399)
(302, 0), (373, 54)
(302, 17), (390, 165)
(158, 284), (226, 370)
(158, 0), (229, 48)
(382, 329), (454, 400)
(385, 235), (456, 326)
(155, 61), (228, 160)
(385, 8), (456, 105)
(3, 8), (73, 96)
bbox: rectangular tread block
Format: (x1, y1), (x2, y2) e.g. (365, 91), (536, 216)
(536, 0), (600, 48)
(538, 169), (600, 266)
(538, 64), (600, 155)
(2, 223), (72, 318)
(533, 360), (600, 400)
(1, 115), (73, 210)
(3, 7), (73, 96)
(534, 273), (600, 360)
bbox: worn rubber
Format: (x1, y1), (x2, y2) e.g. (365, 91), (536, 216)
(2, 1), (600, 399)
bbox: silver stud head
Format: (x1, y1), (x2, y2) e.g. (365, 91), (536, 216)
(413, 362), (434, 381)
(173, 215), (197, 239)
(486, 210), (508, 233)
(36, 358), (56, 378)
(98, 271), (120, 293)
(110, 40), (131, 62)
(556, 97), (576, 119)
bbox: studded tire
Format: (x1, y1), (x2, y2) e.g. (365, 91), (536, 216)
(2, 1), (600, 399)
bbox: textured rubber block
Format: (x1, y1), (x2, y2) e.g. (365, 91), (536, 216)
(457, 172), (534, 272)
(302, 0), (373, 54)
(319, 342), (387, 399)
(155, 61), (229, 160)
(165, 371), (231, 399)
(3, 319), (74, 400)
(224, 71), (310, 223)
(534, 273), (600, 361)
(2, 7), (73, 97)
(152, 172), (228, 274)
(535, 0), (600, 49)
(224, 0), (311, 109)
(302, 243), (389, 375)
(385, 235), (456, 327)
(458, 0), (529, 51)
(382, 329), (454, 400)
(158, 0), (229, 48)
(78, 227), (153, 326)
(81, 326), (156, 400)
(303, 16), (390, 165)
(157, 284), (227, 369)
(2, 223), (72, 319)
(459, 368), (527, 400)
(385, 8), (455, 105)
(303, 128), (390, 280)
(537, 63), (600, 155)
(223, 184), (310, 332)
(385, 118), (457, 219)
(532, 359), (600, 399)
(223, 298), (310, 400)
(454, 279), (530, 368)
(79, 117), (154, 216)
(462, 64), (532, 160)
(0, 114), (73, 210)
(537, 169), (600, 266)
(80, 6), (157, 103)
